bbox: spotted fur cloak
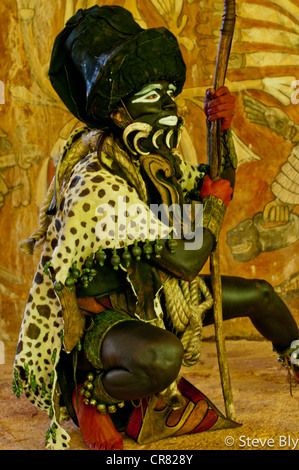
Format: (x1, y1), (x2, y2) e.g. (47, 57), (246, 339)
(13, 126), (236, 449)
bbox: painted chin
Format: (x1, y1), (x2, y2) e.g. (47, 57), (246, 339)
(158, 116), (179, 126)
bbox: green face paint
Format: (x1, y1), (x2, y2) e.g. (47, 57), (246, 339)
(123, 81), (178, 127)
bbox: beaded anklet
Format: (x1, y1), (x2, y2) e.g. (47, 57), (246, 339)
(79, 371), (125, 415)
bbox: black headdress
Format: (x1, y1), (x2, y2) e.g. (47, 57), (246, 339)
(49, 5), (186, 128)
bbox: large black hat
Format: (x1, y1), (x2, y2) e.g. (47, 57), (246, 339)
(49, 5), (186, 128)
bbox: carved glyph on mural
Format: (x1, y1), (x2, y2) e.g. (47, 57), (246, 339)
(150, 0), (195, 51)
(11, 0), (68, 110)
(244, 96), (299, 215)
(276, 271), (299, 297)
(178, 0), (298, 164)
(0, 266), (24, 300)
(227, 96), (299, 264)
(0, 126), (43, 211)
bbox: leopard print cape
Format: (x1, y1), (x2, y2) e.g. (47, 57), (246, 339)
(13, 127), (206, 449)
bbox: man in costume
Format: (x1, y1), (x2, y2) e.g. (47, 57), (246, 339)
(14, 5), (299, 450)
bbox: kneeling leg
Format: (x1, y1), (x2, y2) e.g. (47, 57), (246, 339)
(72, 319), (184, 450)
(101, 320), (184, 401)
(202, 275), (299, 351)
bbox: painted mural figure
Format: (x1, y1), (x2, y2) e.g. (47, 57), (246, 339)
(13, 6), (299, 450)
(0, 126), (43, 212)
(227, 96), (299, 263)
(244, 95), (299, 223)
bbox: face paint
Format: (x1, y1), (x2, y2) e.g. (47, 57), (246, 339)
(123, 81), (178, 127)
(131, 83), (176, 106)
(120, 81), (183, 156)
(159, 116), (178, 126)
(131, 84), (164, 104)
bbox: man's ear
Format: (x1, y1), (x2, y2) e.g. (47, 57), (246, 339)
(110, 107), (131, 129)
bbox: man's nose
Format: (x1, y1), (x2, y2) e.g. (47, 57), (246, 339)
(162, 95), (177, 112)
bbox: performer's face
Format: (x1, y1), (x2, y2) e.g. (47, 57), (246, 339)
(123, 81), (178, 127)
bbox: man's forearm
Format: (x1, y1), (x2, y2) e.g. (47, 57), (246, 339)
(150, 229), (215, 282)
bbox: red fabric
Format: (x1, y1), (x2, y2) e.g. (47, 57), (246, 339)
(77, 296), (112, 314)
(190, 409), (218, 433)
(126, 378), (226, 442)
(126, 398), (148, 441)
(176, 377), (219, 433)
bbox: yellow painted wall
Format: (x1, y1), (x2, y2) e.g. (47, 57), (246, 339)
(0, 0), (298, 341)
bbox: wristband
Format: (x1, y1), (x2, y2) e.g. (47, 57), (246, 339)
(221, 128), (238, 171)
(202, 195), (226, 243)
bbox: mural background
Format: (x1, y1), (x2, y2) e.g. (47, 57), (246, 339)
(0, 0), (298, 343)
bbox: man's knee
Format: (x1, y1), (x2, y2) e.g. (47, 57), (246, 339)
(254, 279), (274, 304)
(134, 331), (184, 392)
(101, 320), (184, 394)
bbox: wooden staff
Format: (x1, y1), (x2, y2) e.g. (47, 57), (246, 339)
(207, 0), (236, 421)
